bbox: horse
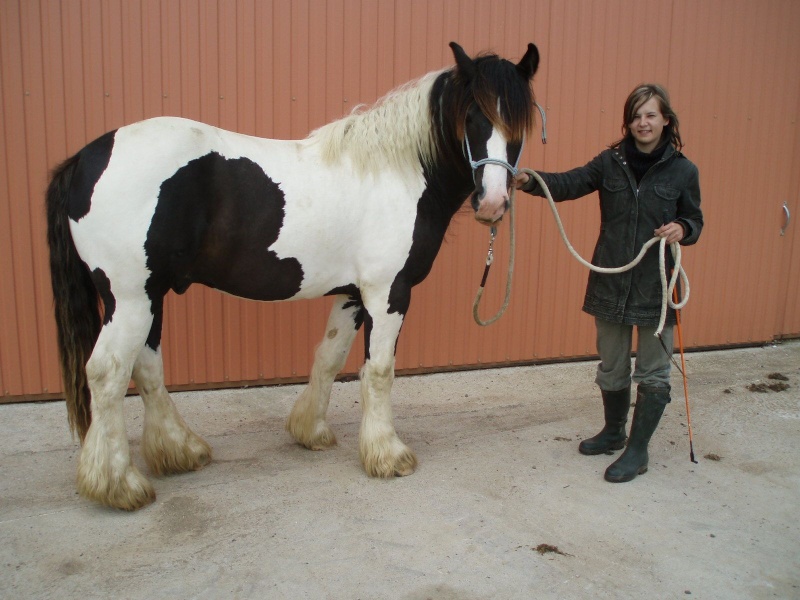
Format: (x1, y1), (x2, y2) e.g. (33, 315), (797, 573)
(46, 42), (540, 510)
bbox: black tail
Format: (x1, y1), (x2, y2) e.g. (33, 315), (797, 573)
(46, 154), (101, 442)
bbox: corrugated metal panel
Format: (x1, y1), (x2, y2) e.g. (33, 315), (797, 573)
(776, 63), (800, 339)
(666, 0), (800, 347)
(1, 0), (799, 400)
(0, 0), (25, 397)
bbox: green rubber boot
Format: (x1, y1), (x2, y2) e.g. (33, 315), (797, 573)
(578, 386), (631, 456)
(604, 386), (670, 483)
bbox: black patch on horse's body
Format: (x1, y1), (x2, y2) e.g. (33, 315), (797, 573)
(90, 268), (116, 325)
(144, 152), (304, 303)
(384, 69), (482, 319)
(387, 177), (469, 317)
(145, 300), (164, 351)
(325, 284), (366, 330)
(69, 130), (116, 221)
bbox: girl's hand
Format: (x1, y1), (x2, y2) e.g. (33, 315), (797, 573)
(654, 221), (686, 244)
(514, 171), (530, 189)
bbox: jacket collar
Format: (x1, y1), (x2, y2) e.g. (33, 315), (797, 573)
(611, 140), (677, 190)
(612, 140), (677, 167)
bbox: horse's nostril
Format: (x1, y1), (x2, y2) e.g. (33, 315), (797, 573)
(471, 191), (482, 211)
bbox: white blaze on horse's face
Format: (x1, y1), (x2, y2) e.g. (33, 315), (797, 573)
(474, 126), (513, 224)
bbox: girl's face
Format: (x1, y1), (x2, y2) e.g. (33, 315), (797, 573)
(629, 97), (669, 153)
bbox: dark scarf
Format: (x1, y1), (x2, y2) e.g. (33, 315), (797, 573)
(623, 137), (668, 184)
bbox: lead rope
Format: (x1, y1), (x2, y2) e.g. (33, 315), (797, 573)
(472, 199), (516, 326)
(471, 103), (546, 326)
(515, 168), (689, 337)
(472, 168), (690, 333)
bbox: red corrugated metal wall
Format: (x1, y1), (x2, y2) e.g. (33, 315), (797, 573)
(1, 0), (799, 401)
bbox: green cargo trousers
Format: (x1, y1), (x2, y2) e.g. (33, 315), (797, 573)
(594, 317), (674, 394)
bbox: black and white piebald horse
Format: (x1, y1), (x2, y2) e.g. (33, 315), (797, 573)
(46, 42), (539, 510)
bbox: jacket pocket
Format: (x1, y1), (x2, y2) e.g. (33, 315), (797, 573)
(601, 178), (630, 221)
(602, 178), (628, 193)
(654, 185), (680, 222)
(654, 185), (680, 201)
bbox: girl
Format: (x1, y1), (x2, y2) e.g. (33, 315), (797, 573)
(516, 84), (703, 482)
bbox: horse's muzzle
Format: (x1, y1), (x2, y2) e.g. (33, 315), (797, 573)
(472, 191), (510, 225)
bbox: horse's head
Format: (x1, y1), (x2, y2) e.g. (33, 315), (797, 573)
(448, 42), (539, 225)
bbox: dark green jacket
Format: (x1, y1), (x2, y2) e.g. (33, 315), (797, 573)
(522, 143), (703, 326)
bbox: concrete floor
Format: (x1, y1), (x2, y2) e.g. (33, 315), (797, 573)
(1, 341), (799, 599)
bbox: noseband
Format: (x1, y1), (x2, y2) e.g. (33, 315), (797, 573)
(463, 131), (524, 180)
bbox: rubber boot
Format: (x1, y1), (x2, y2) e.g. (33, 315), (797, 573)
(578, 386), (631, 455)
(604, 386), (670, 483)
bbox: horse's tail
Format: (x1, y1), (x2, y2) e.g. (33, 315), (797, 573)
(46, 154), (101, 442)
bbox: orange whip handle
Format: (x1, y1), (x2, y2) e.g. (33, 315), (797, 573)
(673, 286), (697, 463)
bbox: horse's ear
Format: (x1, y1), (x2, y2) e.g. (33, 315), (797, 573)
(450, 41), (476, 80)
(516, 43), (539, 80)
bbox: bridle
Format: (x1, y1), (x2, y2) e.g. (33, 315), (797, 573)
(462, 101), (547, 181)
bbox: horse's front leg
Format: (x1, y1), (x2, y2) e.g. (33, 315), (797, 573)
(287, 294), (362, 449)
(359, 296), (417, 478)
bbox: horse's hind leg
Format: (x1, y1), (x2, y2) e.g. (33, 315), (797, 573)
(287, 294), (362, 449)
(77, 299), (156, 510)
(134, 342), (212, 476)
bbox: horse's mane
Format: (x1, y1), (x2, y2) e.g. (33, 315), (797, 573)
(309, 71), (441, 175)
(309, 52), (534, 175)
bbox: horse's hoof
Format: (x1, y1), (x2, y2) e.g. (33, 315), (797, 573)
(286, 418), (337, 451)
(307, 428), (337, 451)
(143, 430), (213, 476)
(77, 464), (156, 511)
(361, 442), (418, 478)
(393, 449), (418, 477)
